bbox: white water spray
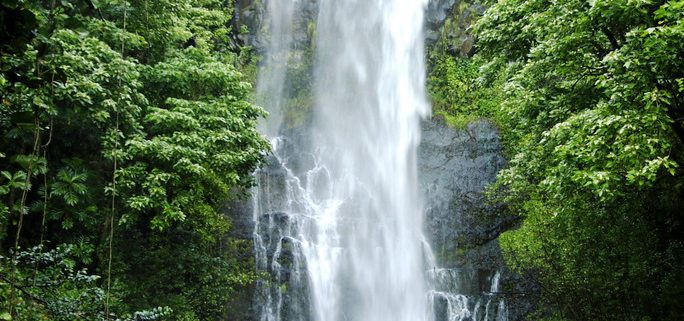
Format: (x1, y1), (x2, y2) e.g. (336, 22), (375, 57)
(254, 0), (429, 320)
(252, 1), (508, 320)
(307, 1), (430, 320)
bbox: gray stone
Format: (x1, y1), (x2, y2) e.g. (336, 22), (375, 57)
(418, 117), (537, 320)
(419, 117), (508, 268)
(233, 0), (318, 54)
(425, 0), (485, 57)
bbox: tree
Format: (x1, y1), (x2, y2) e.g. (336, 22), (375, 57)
(1, 0), (268, 319)
(475, 0), (684, 319)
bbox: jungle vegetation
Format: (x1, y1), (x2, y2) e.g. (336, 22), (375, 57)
(0, 0), (268, 320)
(430, 0), (683, 319)
(2, 0), (682, 320)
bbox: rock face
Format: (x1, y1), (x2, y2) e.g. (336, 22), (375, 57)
(233, 0), (318, 52)
(425, 0), (485, 57)
(225, 118), (537, 320)
(233, 0), (481, 57)
(421, 119), (505, 320)
(419, 118), (508, 273)
(419, 117), (537, 320)
(426, 0), (461, 26)
(224, 1), (539, 319)
(224, 128), (314, 321)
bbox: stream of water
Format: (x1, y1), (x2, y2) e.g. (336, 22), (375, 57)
(251, 1), (507, 320)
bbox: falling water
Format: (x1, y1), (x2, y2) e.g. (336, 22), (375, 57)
(306, 1), (430, 320)
(254, 0), (297, 137)
(252, 1), (507, 320)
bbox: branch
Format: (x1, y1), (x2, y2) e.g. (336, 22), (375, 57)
(1, 276), (48, 305)
(656, 81), (684, 144)
(486, 291), (541, 298)
(571, 70), (604, 90)
(84, 0), (106, 21)
(602, 27), (620, 51)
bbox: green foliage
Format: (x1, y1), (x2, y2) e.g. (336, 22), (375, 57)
(119, 47), (267, 231)
(426, 48), (503, 128)
(1, 0), (267, 320)
(428, 53), (477, 111)
(257, 57), (314, 129)
(0, 244), (171, 320)
(51, 167), (88, 207)
(114, 229), (255, 320)
(283, 58), (314, 129)
(475, 0), (684, 318)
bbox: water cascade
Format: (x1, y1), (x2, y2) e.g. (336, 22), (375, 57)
(251, 1), (508, 320)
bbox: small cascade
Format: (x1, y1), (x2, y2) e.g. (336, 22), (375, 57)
(251, 135), (322, 321)
(425, 243), (508, 321)
(426, 269), (509, 321)
(482, 272), (509, 321)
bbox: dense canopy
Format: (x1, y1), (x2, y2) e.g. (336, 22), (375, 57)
(473, 0), (684, 319)
(1, 0), (267, 320)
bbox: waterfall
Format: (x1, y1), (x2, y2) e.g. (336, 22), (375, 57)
(251, 1), (508, 320)
(306, 1), (430, 320)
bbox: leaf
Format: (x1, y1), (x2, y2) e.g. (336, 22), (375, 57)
(10, 111), (35, 129)
(8, 171), (27, 189)
(10, 154), (35, 171)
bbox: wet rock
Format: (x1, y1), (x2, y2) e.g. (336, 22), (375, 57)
(425, 0), (486, 57)
(433, 292), (450, 321)
(419, 117), (508, 269)
(233, 0), (318, 54)
(419, 117), (537, 320)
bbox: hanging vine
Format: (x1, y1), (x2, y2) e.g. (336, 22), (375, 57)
(104, 0), (127, 318)
(8, 98), (42, 318)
